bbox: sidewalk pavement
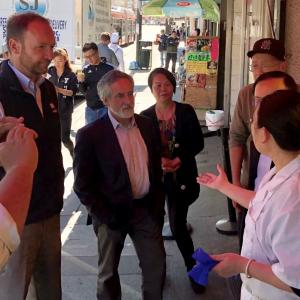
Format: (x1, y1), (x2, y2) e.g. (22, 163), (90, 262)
(59, 40), (239, 300)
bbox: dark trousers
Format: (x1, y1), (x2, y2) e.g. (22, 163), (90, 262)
(60, 114), (74, 157)
(0, 214), (61, 300)
(164, 175), (195, 270)
(165, 53), (177, 73)
(94, 211), (166, 300)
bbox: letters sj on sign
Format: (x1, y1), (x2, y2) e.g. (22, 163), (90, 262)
(14, 0), (48, 15)
(0, 0), (75, 60)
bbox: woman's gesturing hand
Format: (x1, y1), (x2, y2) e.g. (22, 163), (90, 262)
(196, 163), (228, 191)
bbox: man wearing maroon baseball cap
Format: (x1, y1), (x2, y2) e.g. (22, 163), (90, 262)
(247, 38), (286, 61)
(229, 37), (287, 251)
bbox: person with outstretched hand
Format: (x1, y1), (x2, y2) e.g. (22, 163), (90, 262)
(197, 90), (300, 300)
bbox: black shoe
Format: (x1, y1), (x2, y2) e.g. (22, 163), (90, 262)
(162, 223), (175, 240)
(189, 276), (206, 294)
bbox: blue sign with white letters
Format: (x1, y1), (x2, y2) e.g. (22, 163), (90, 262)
(14, 0), (48, 15)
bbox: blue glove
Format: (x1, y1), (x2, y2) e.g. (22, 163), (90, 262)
(188, 248), (219, 286)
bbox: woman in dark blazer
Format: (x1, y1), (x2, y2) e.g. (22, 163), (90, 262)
(48, 48), (78, 158)
(141, 68), (205, 293)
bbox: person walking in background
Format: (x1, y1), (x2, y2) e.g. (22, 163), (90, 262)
(0, 12), (65, 299)
(73, 70), (166, 300)
(198, 90), (300, 299)
(156, 29), (168, 68)
(0, 42), (9, 71)
(141, 68), (205, 294)
(165, 31), (179, 74)
(48, 48), (78, 158)
(109, 32), (125, 72)
(0, 125), (38, 271)
(98, 32), (119, 68)
(77, 42), (113, 124)
(0, 42), (9, 60)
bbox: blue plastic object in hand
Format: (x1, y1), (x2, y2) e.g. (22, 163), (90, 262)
(188, 248), (219, 286)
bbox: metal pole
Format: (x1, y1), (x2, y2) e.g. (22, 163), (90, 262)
(215, 127), (237, 235)
(212, 0), (237, 235)
(136, 0), (142, 63)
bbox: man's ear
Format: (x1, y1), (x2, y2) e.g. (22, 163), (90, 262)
(279, 61), (287, 72)
(102, 97), (108, 106)
(8, 38), (21, 55)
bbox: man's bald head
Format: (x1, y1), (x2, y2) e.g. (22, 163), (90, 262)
(253, 71), (297, 104)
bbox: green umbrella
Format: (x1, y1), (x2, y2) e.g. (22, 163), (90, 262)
(142, 0), (220, 22)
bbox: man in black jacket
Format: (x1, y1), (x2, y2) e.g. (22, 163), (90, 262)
(157, 29), (168, 67)
(74, 70), (166, 300)
(0, 12), (64, 299)
(78, 42), (114, 124)
(166, 31), (179, 73)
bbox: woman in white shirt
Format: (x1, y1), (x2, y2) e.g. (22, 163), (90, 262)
(197, 90), (300, 299)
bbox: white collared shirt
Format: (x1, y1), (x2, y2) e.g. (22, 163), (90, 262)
(8, 61), (44, 97)
(0, 204), (20, 272)
(241, 157), (300, 299)
(8, 61), (44, 116)
(255, 154), (272, 191)
(108, 110), (150, 199)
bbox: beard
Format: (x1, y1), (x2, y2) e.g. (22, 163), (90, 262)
(31, 60), (51, 76)
(111, 104), (134, 121)
(20, 53), (51, 77)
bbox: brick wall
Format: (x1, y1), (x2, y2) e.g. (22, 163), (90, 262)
(285, 0), (300, 83)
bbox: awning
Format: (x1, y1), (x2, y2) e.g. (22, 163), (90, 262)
(111, 6), (136, 20)
(142, 0), (219, 22)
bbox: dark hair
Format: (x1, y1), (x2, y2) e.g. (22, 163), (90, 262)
(148, 68), (176, 94)
(53, 48), (72, 72)
(82, 42), (98, 53)
(257, 90), (300, 151)
(97, 70), (134, 102)
(7, 12), (50, 46)
(253, 71), (297, 93)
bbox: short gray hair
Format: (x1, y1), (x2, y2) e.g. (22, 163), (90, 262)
(97, 70), (134, 103)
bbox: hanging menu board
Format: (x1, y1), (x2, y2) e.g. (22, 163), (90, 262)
(183, 36), (219, 112)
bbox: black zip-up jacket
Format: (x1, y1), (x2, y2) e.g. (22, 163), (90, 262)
(0, 60), (65, 224)
(48, 66), (78, 118)
(78, 62), (113, 110)
(141, 102), (204, 205)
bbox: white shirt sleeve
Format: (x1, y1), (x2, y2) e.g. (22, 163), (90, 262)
(267, 187), (300, 289)
(0, 203), (20, 271)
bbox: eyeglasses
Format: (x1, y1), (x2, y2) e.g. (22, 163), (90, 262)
(83, 51), (98, 60)
(249, 63), (281, 72)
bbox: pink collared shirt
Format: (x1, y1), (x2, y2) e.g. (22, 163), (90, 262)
(108, 110), (150, 199)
